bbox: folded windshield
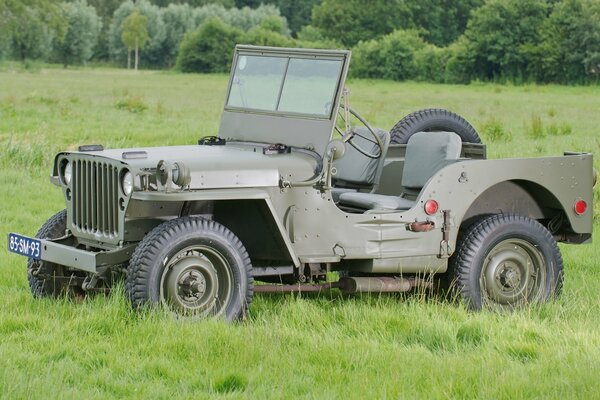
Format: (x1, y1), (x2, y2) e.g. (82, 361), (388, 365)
(226, 55), (343, 118)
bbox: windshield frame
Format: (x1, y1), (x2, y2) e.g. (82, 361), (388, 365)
(218, 45), (351, 157)
(224, 52), (345, 120)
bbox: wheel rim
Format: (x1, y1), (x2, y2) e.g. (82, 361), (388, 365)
(160, 245), (233, 317)
(480, 238), (547, 307)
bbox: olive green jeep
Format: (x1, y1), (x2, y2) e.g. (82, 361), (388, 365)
(8, 45), (595, 321)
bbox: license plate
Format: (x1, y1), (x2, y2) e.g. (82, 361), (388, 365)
(8, 233), (42, 260)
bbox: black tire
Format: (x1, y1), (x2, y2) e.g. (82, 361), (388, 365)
(390, 108), (481, 144)
(126, 217), (253, 321)
(28, 210), (83, 298)
(447, 214), (563, 310)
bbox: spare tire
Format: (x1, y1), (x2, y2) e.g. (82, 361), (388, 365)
(390, 108), (482, 144)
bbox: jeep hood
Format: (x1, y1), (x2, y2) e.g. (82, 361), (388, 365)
(57, 143), (319, 190)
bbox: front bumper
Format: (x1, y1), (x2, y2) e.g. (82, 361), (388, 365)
(16, 235), (135, 274)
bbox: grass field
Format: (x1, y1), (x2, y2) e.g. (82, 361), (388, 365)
(1, 66), (599, 399)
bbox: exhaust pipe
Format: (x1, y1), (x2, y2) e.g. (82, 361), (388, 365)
(339, 277), (412, 294)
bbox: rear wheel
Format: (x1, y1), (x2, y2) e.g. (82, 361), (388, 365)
(448, 214), (563, 310)
(390, 108), (481, 144)
(126, 217), (253, 321)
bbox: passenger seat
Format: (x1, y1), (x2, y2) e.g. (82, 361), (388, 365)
(338, 131), (462, 211)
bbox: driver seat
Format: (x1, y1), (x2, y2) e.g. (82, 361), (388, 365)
(338, 131), (462, 211)
(331, 127), (391, 202)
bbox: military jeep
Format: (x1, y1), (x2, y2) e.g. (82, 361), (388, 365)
(8, 45), (595, 320)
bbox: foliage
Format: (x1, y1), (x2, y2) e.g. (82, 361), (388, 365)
(274, 0), (320, 35)
(121, 10), (150, 51)
(150, 0), (234, 7)
(311, 0), (413, 47)
(241, 27), (294, 48)
(85, 0), (123, 59)
(480, 118), (512, 142)
(311, 0), (484, 48)
(109, 0), (166, 68)
(161, 3), (195, 67)
(533, 0), (600, 83)
(407, 0), (485, 46)
(115, 95), (149, 113)
(192, 4), (286, 32)
(0, 0), (66, 51)
(351, 30), (433, 81)
(176, 18), (242, 73)
(6, 7), (56, 61)
(351, 30), (420, 80)
(52, 1), (102, 66)
(458, 0), (548, 82)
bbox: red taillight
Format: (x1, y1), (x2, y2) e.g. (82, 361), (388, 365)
(574, 200), (587, 215)
(424, 200), (439, 215)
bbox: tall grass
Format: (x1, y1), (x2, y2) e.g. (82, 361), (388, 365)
(0, 68), (599, 399)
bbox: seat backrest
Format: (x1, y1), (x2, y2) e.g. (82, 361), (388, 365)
(401, 131), (462, 191)
(332, 127), (391, 191)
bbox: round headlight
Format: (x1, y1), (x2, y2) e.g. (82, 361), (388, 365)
(63, 161), (72, 185)
(122, 171), (133, 196)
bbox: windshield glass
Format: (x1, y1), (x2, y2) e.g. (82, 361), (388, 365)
(226, 55), (343, 118)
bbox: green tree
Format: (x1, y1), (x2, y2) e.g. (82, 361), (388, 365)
(311, 0), (412, 47)
(1, 0), (66, 61)
(274, 0), (320, 35)
(459, 0), (548, 81)
(351, 30), (427, 80)
(161, 3), (195, 67)
(176, 17), (242, 73)
(85, 0), (123, 60)
(241, 17), (294, 47)
(533, 0), (600, 83)
(121, 9), (149, 70)
(406, 0), (484, 46)
(109, 0), (167, 68)
(53, 0), (102, 67)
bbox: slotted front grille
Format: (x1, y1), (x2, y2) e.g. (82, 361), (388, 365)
(72, 159), (120, 238)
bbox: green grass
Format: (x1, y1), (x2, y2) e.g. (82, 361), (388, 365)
(1, 68), (600, 399)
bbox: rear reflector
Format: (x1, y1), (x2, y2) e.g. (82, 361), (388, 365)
(424, 200), (439, 215)
(574, 200), (587, 215)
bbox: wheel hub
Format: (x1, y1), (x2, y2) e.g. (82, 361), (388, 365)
(160, 245), (234, 318)
(481, 239), (545, 307)
(178, 271), (207, 300)
(497, 262), (522, 289)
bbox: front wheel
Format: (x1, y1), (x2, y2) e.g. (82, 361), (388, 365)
(126, 217), (253, 321)
(448, 214), (563, 310)
(28, 209), (85, 298)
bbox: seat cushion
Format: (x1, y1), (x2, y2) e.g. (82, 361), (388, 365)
(331, 187), (357, 202)
(402, 131), (462, 190)
(338, 192), (415, 211)
(332, 127), (390, 188)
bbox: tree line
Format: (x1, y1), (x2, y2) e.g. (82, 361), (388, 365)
(1, 0), (599, 84)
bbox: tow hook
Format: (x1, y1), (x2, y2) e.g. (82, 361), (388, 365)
(439, 210), (453, 258)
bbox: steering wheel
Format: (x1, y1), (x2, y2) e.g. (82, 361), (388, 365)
(335, 105), (384, 159)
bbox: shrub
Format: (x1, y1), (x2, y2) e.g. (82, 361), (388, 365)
(241, 27), (294, 48)
(528, 114), (545, 139)
(351, 30), (426, 81)
(176, 18), (242, 73)
(115, 96), (148, 113)
(413, 44), (452, 83)
(481, 118), (512, 142)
